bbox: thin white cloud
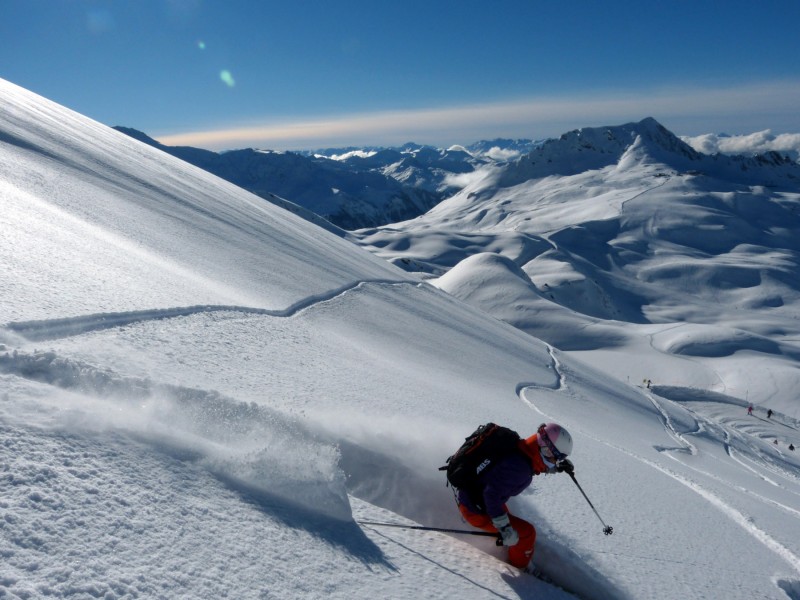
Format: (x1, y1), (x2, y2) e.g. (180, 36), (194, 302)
(682, 131), (800, 158)
(482, 147), (522, 161)
(154, 80), (800, 151)
(324, 150), (378, 161)
(442, 165), (498, 190)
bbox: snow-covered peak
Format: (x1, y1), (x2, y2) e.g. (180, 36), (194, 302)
(497, 118), (800, 188)
(497, 118), (697, 185)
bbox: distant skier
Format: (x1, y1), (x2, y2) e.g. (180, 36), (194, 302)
(449, 422), (574, 571)
(767, 409), (773, 419)
(747, 405), (753, 416)
(789, 444), (795, 451)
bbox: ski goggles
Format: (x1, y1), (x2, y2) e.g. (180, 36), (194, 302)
(538, 424), (567, 462)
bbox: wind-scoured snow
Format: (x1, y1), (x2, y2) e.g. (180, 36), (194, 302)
(2, 79), (800, 599)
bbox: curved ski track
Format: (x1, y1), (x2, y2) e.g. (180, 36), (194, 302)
(2, 279), (412, 342)
(517, 348), (800, 581)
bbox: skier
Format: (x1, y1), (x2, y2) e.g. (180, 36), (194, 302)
(747, 405), (753, 416)
(767, 409), (773, 419)
(789, 444), (795, 451)
(455, 422), (574, 571)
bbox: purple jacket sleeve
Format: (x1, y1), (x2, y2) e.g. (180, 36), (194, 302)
(480, 453), (534, 518)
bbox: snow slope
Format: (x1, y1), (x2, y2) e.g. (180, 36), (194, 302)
(2, 79), (800, 599)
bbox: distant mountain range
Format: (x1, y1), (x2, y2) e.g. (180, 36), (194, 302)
(116, 124), (798, 235)
(114, 128), (539, 229)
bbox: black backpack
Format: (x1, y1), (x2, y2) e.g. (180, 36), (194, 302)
(440, 423), (521, 493)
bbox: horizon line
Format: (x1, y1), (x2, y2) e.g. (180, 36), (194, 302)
(154, 79), (800, 151)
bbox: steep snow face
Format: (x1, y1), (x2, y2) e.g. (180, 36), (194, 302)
(115, 128), (442, 230)
(0, 80), (410, 324)
(353, 119), (800, 415)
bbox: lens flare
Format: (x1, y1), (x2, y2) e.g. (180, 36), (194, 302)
(220, 70), (236, 87)
(197, 40), (206, 50)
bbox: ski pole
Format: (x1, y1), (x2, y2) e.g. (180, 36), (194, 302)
(357, 520), (503, 544)
(568, 472), (614, 535)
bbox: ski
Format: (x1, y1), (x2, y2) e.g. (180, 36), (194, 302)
(523, 565), (576, 595)
(525, 565), (554, 583)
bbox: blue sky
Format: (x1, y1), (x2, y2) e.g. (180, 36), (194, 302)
(3, 0), (799, 150)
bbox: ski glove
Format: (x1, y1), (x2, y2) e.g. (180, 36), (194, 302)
(556, 459), (574, 475)
(492, 513), (519, 546)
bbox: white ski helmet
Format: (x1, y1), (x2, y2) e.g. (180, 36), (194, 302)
(537, 422), (573, 460)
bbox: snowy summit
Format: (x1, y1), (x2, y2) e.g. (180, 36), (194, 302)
(2, 78), (800, 599)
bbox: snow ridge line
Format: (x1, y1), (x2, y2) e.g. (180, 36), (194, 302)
(2, 279), (410, 342)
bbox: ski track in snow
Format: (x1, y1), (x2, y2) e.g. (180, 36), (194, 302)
(2, 279), (413, 342)
(636, 394), (800, 575)
(655, 393), (800, 488)
(515, 344), (565, 398)
(574, 426), (800, 579)
(519, 349), (800, 583)
(637, 388), (800, 575)
(646, 450), (800, 575)
(644, 391), (699, 456)
(0, 282), (430, 530)
(729, 447), (785, 488)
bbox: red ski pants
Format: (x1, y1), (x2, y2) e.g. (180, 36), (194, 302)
(459, 503), (536, 568)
